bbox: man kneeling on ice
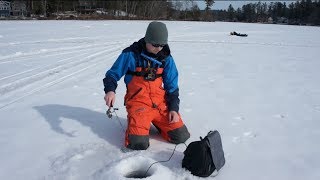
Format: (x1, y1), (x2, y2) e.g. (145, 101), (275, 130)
(103, 21), (190, 150)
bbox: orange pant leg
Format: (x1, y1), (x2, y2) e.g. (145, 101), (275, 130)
(125, 103), (153, 149)
(152, 104), (190, 144)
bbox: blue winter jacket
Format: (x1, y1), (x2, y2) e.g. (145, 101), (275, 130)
(103, 38), (180, 112)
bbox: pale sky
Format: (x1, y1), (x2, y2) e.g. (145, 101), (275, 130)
(197, 0), (293, 10)
(197, 0), (247, 10)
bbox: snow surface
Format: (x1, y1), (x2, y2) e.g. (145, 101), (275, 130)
(0, 20), (320, 180)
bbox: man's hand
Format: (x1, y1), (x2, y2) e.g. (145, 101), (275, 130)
(169, 111), (180, 124)
(104, 91), (116, 107)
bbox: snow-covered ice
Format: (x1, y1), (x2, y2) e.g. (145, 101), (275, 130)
(0, 20), (319, 180)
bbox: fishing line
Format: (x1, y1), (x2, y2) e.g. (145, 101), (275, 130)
(144, 143), (187, 177)
(106, 106), (126, 133)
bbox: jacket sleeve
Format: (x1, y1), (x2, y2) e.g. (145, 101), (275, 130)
(163, 56), (180, 113)
(166, 88), (180, 113)
(103, 52), (133, 93)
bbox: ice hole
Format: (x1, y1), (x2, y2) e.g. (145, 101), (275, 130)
(119, 156), (156, 179)
(125, 169), (152, 179)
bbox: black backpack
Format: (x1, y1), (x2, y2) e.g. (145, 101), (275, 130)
(182, 130), (225, 177)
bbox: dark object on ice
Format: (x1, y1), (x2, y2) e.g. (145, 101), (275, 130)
(125, 170), (152, 178)
(230, 31), (248, 37)
(182, 130), (225, 177)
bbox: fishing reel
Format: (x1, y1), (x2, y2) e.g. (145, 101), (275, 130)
(106, 107), (119, 119)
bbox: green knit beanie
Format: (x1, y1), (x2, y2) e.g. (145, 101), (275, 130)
(144, 21), (168, 45)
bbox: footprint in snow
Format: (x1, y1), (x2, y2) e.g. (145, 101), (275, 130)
(232, 131), (257, 144)
(231, 116), (245, 126)
(69, 149), (95, 161)
(233, 116), (245, 121)
(69, 154), (84, 161)
(48, 143), (113, 179)
(243, 131), (257, 138)
(232, 137), (241, 143)
(273, 114), (286, 119)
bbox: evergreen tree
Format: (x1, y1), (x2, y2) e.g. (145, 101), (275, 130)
(204, 0), (214, 11)
(227, 4), (235, 21)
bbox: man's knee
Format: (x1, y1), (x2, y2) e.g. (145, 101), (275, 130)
(167, 125), (190, 144)
(127, 134), (149, 150)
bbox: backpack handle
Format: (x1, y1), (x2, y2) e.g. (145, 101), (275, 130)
(200, 136), (211, 147)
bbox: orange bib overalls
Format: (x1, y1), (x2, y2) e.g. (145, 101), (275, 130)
(124, 67), (188, 149)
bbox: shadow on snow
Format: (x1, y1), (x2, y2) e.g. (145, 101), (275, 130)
(33, 104), (125, 148)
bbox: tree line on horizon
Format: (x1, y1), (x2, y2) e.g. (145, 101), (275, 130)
(14, 0), (320, 26)
(19, 0), (214, 20)
(216, 0), (320, 25)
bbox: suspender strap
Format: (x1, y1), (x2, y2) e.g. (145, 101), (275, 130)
(127, 70), (162, 78)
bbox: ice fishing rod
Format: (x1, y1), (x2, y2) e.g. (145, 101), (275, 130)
(106, 106), (126, 132)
